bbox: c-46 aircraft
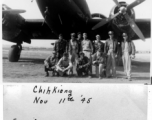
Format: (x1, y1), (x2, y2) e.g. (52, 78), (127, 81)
(2, 0), (151, 62)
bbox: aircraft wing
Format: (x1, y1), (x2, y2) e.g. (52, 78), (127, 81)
(23, 19), (57, 39)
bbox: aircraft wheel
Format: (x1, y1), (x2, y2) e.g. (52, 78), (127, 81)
(8, 45), (22, 62)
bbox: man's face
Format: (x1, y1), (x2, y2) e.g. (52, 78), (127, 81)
(83, 34), (87, 39)
(123, 34), (128, 40)
(80, 54), (84, 59)
(96, 36), (100, 40)
(97, 51), (102, 57)
(63, 55), (68, 60)
(78, 34), (81, 39)
(52, 53), (55, 57)
(71, 36), (75, 40)
(109, 33), (114, 39)
(59, 36), (63, 40)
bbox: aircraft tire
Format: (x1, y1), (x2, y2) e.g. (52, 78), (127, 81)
(8, 45), (21, 62)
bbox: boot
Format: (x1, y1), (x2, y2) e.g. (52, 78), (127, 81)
(45, 72), (49, 77)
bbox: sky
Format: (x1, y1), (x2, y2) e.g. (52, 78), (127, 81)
(2, 0), (152, 51)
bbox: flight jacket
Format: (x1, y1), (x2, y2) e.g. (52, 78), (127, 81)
(120, 41), (136, 55)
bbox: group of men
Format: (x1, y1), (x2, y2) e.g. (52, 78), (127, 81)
(44, 31), (135, 80)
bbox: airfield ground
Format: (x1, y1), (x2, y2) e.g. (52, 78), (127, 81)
(2, 46), (150, 83)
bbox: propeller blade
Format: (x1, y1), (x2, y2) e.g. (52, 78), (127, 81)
(3, 9), (26, 14)
(92, 18), (110, 30)
(127, 0), (145, 9)
(113, 0), (121, 7)
(92, 13), (120, 30)
(124, 14), (145, 41)
(110, 12), (120, 19)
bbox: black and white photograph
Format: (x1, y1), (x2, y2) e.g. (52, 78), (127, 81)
(2, 0), (151, 83)
(1, 0), (152, 120)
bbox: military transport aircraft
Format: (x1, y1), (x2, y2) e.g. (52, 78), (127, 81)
(2, 0), (151, 62)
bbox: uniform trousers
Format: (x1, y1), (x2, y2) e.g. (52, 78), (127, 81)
(69, 51), (78, 65)
(83, 50), (92, 75)
(93, 63), (104, 77)
(76, 67), (88, 76)
(56, 66), (72, 76)
(122, 52), (131, 79)
(106, 50), (116, 77)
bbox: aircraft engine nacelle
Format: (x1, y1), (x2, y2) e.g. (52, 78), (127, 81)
(109, 1), (136, 38)
(91, 13), (107, 19)
(2, 11), (31, 44)
(110, 2), (135, 27)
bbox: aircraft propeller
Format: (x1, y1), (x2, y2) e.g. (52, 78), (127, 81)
(92, 0), (146, 41)
(2, 9), (26, 14)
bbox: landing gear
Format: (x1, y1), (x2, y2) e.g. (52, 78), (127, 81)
(8, 44), (22, 62)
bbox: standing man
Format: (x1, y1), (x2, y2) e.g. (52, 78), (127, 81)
(54, 34), (67, 61)
(94, 34), (105, 53)
(121, 33), (136, 81)
(44, 51), (58, 77)
(104, 31), (117, 78)
(77, 32), (83, 54)
(68, 33), (79, 65)
(81, 33), (93, 78)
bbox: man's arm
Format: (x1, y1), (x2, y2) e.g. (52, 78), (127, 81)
(64, 61), (73, 71)
(89, 40), (93, 54)
(131, 41), (136, 55)
(104, 40), (108, 54)
(53, 41), (57, 52)
(44, 56), (51, 67)
(82, 57), (90, 67)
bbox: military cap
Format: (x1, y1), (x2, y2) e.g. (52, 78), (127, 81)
(96, 34), (100, 37)
(83, 33), (87, 36)
(108, 31), (114, 35)
(77, 32), (81, 35)
(63, 52), (68, 57)
(122, 33), (127, 37)
(79, 52), (84, 56)
(59, 34), (63, 37)
(71, 33), (76, 37)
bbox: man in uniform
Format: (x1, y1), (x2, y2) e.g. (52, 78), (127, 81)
(121, 33), (136, 81)
(81, 33), (93, 78)
(76, 52), (90, 77)
(56, 52), (73, 77)
(77, 32), (83, 54)
(54, 34), (67, 61)
(68, 33), (79, 65)
(104, 31), (118, 78)
(93, 34), (104, 53)
(92, 48), (106, 79)
(44, 51), (58, 77)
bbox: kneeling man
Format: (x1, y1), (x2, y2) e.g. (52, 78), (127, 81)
(44, 51), (58, 77)
(56, 52), (73, 76)
(76, 52), (90, 76)
(92, 48), (106, 79)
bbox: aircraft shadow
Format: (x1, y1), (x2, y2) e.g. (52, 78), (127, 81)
(3, 57), (44, 64)
(3, 57), (150, 73)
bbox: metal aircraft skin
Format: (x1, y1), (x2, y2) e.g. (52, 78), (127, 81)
(2, 0), (151, 62)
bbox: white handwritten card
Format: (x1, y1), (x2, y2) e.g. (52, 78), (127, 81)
(4, 84), (148, 120)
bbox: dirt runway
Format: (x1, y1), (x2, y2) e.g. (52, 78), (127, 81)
(3, 47), (150, 83)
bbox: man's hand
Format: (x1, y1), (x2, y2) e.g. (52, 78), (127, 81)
(62, 69), (65, 72)
(93, 61), (97, 64)
(130, 55), (135, 59)
(79, 66), (82, 69)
